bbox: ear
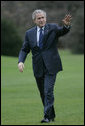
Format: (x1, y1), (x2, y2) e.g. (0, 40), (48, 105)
(33, 19), (36, 24)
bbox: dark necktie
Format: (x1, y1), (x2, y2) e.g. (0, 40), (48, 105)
(39, 28), (44, 49)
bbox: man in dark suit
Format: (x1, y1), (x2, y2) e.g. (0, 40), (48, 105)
(18, 9), (72, 123)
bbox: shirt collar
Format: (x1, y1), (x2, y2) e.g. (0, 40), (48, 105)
(37, 26), (45, 32)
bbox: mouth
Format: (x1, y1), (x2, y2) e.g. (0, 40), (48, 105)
(40, 22), (45, 25)
(40, 22), (43, 24)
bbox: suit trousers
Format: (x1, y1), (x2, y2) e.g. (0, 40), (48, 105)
(35, 61), (57, 120)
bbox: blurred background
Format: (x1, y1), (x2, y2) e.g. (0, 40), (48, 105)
(1, 1), (84, 57)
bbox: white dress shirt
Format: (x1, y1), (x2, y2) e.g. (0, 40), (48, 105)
(37, 26), (45, 46)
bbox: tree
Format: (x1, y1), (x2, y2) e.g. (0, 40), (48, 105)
(68, 7), (84, 54)
(1, 18), (22, 57)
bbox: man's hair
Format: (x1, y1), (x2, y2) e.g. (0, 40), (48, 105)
(32, 9), (46, 20)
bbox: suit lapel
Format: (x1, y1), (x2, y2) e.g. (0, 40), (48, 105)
(33, 26), (37, 46)
(43, 24), (49, 46)
(44, 24), (49, 35)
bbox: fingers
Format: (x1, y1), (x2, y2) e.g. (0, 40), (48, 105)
(18, 62), (24, 72)
(62, 14), (72, 26)
(19, 65), (24, 72)
(65, 14), (72, 18)
(64, 14), (72, 21)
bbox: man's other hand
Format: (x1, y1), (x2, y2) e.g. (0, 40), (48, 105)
(18, 62), (24, 72)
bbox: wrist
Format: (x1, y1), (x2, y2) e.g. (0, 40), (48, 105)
(64, 24), (71, 28)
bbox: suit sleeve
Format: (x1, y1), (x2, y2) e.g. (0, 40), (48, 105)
(55, 24), (71, 37)
(18, 31), (30, 63)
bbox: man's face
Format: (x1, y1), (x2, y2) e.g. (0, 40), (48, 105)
(34, 13), (46, 28)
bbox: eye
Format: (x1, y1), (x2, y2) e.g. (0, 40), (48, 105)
(42, 17), (44, 19)
(38, 17), (41, 20)
(37, 17), (44, 20)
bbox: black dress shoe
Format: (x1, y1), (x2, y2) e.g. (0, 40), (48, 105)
(41, 118), (50, 123)
(41, 118), (54, 123)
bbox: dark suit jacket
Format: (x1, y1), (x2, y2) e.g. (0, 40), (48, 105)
(18, 23), (70, 77)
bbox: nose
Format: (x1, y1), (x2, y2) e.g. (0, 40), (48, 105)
(40, 18), (43, 22)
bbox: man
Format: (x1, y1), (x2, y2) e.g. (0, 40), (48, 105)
(18, 9), (72, 123)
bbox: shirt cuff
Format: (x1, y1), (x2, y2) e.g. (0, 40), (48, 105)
(64, 25), (71, 29)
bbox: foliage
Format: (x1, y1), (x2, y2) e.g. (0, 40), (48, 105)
(1, 18), (22, 57)
(69, 8), (84, 54)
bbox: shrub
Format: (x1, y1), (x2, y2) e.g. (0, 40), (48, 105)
(1, 18), (22, 57)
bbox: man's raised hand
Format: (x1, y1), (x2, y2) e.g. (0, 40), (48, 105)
(62, 14), (72, 26)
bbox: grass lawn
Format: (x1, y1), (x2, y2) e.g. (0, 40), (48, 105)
(1, 50), (84, 125)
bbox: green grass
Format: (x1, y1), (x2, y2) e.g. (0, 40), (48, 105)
(1, 50), (84, 125)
